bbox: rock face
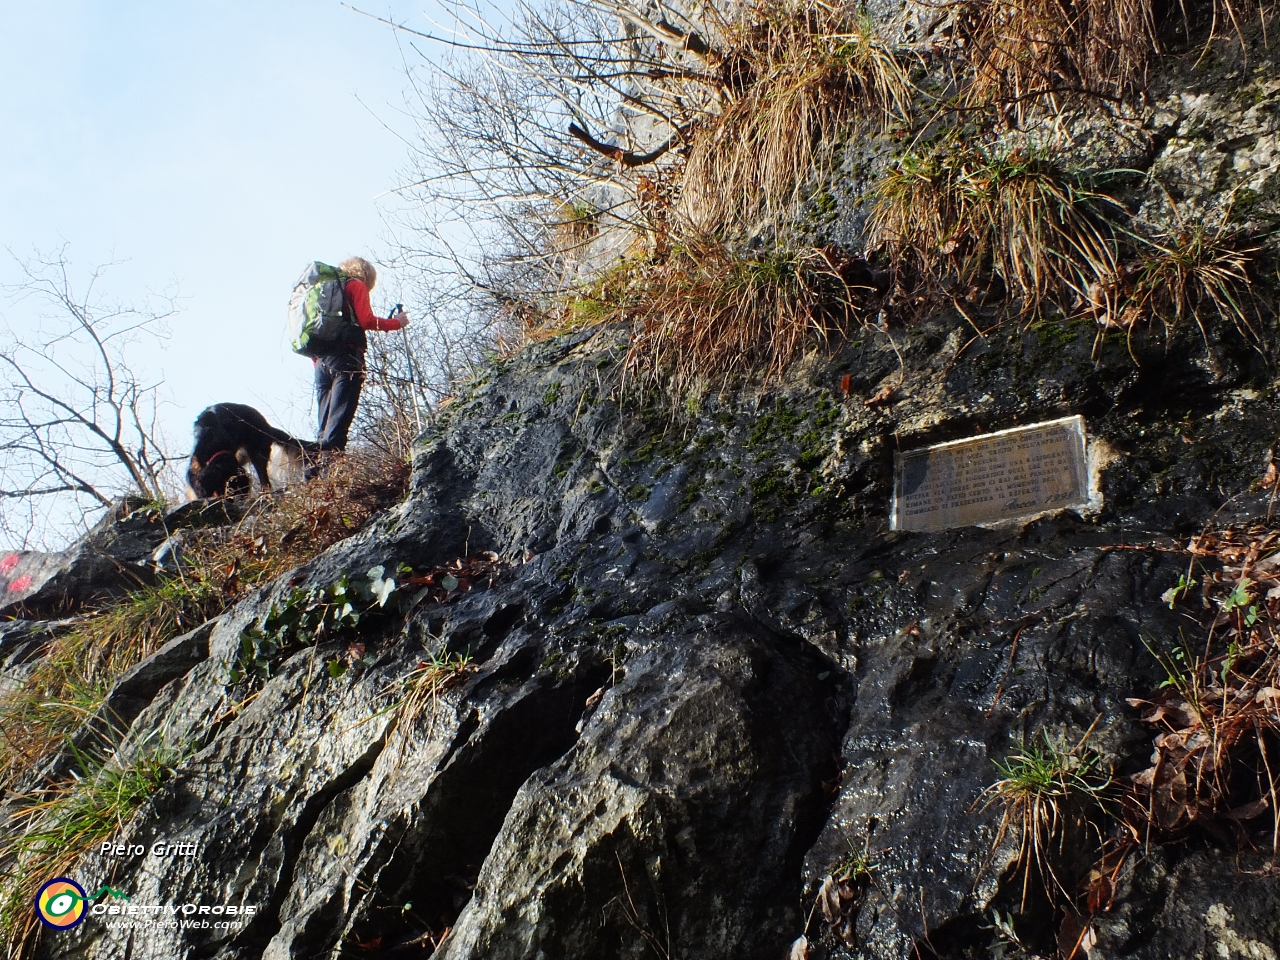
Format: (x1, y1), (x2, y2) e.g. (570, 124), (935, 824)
(16, 303), (1280, 960)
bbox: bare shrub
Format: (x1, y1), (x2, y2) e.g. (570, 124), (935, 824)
(0, 250), (178, 547)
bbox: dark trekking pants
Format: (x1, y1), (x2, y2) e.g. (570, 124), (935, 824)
(314, 350), (366, 451)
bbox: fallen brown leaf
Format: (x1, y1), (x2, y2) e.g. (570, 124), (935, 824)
(865, 383), (896, 409)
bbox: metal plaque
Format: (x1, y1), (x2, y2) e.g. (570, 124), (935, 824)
(891, 416), (1089, 532)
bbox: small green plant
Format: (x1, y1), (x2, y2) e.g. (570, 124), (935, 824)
(833, 836), (873, 884)
(233, 565), (407, 685)
(385, 648), (478, 764)
(1161, 572), (1198, 608)
(565, 200), (599, 223)
(1220, 577), (1260, 630)
(983, 909), (1036, 960)
(1141, 634), (1209, 709)
(982, 726), (1111, 908)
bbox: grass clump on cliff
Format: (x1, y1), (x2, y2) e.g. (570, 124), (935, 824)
(955, 0), (1268, 112)
(957, 0), (1159, 106)
(385, 648), (478, 766)
(680, 7), (913, 237)
(529, 241), (873, 400)
(621, 243), (870, 398)
(0, 576), (221, 787)
(1102, 204), (1262, 343)
(0, 740), (180, 958)
(982, 725), (1112, 909)
(868, 140), (1119, 318)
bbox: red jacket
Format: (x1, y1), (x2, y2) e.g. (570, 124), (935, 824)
(345, 279), (405, 332)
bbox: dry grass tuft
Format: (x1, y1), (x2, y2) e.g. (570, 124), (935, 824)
(868, 140), (1118, 316)
(0, 581), (220, 787)
(956, 0), (1271, 111)
(982, 724), (1111, 909)
(957, 0), (1158, 106)
(680, 5), (912, 237)
(0, 742), (179, 958)
(618, 242), (873, 398)
(1094, 207), (1261, 343)
(388, 648), (478, 762)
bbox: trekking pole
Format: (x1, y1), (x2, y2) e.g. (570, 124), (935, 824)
(394, 304), (425, 434)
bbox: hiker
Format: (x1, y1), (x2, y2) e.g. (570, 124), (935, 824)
(306, 257), (408, 452)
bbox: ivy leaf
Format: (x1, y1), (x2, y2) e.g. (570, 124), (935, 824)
(372, 576), (397, 608)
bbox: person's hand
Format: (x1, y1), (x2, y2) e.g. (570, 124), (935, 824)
(393, 307), (410, 325)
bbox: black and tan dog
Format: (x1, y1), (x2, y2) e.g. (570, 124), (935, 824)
(186, 403), (319, 498)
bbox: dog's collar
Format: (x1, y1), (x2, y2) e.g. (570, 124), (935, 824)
(203, 450), (233, 468)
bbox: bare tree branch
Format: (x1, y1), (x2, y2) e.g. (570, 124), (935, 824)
(0, 248), (177, 546)
(567, 121), (682, 166)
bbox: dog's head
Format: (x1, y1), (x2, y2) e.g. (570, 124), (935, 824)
(187, 450), (250, 499)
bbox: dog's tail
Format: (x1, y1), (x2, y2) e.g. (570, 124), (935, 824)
(258, 424), (321, 455)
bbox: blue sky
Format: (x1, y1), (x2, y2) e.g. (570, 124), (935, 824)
(0, 1), (435, 454)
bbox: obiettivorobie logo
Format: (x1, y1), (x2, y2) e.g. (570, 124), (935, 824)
(34, 878), (129, 930)
(35, 875), (256, 933)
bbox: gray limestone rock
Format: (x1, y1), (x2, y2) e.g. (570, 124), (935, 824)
(19, 303), (1280, 960)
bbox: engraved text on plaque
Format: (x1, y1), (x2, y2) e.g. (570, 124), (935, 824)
(891, 416), (1089, 532)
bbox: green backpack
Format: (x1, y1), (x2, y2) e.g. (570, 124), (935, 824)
(287, 262), (349, 356)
